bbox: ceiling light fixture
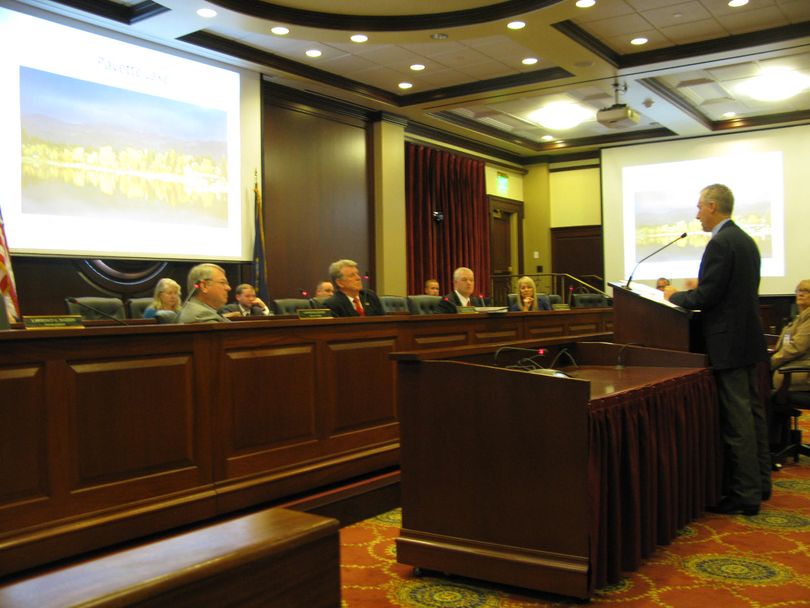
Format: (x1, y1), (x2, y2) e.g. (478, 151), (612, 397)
(522, 57), (539, 65)
(305, 49), (322, 58)
(350, 34), (368, 43)
(431, 33), (448, 40)
(736, 67), (810, 101)
(575, 0), (596, 7)
(410, 64), (426, 71)
(196, 8), (217, 18)
(728, 0), (749, 7)
(271, 26), (289, 35)
(541, 135), (555, 141)
(398, 82), (413, 90)
(631, 37), (648, 46)
(507, 21), (525, 30)
(722, 111), (737, 118)
(528, 102), (594, 130)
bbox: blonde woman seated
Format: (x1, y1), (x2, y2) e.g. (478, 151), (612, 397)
(771, 279), (810, 391)
(143, 278), (182, 319)
(510, 276), (551, 312)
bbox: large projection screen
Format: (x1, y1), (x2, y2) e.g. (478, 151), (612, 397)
(602, 125), (810, 296)
(0, 5), (260, 261)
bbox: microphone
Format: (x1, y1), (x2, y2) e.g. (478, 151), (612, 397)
(626, 232), (687, 289)
(180, 282), (200, 308)
(66, 297), (127, 326)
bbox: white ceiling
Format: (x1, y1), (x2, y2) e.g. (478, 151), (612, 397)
(18, 0), (810, 160)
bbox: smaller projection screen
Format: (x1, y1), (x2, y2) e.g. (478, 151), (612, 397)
(0, 5), (258, 261)
(602, 125), (810, 295)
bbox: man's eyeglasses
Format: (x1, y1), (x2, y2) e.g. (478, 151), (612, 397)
(207, 279), (230, 287)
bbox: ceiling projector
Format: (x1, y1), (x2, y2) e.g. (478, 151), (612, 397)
(597, 103), (640, 128)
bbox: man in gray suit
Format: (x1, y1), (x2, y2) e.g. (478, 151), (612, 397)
(664, 184), (769, 515)
(178, 263), (232, 323)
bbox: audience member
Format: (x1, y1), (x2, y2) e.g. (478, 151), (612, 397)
(683, 278), (698, 290)
(510, 276), (551, 311)
(220, 283), (274, 318)
(315, 280), (334, 298)
(143, 278), (181, 319)
(771, 279), (810, 391)
(424, 279), (440, 296)
(437, 267), (483, 313)
(178, 263), (232, 323)
(655, 277), (670, 291)
(323, 259), (384, 317)
(664, 184), (769, 515)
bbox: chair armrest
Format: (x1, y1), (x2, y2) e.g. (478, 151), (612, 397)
(777, 365), (810, 375)
(774, 365), (810, 403)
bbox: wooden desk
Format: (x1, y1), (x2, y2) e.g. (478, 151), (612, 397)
(0, 309), (611, 576)
(394, 341), (718, 598)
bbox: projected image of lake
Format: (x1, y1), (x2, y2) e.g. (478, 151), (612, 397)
(19, 66), (229, 227)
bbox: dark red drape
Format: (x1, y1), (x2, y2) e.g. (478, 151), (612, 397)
(405, 143), (490, 298)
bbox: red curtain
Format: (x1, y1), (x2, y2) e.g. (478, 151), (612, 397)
(405, 143), (490, 298)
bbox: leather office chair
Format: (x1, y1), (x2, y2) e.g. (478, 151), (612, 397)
(570, 293), (608, 308)
(309, 297), (329, 308)
(548, 294), (562, 306)
(127, 297), (153, 318)
(380, 296), (409, 314)
(274, 298), (313, 314)
(406, 295), (442, 315)
(65, 297), (125, 320)
(771, 364), (810, 463)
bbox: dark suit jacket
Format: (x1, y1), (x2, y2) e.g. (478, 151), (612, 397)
(324, 289), (384, 317)
(669, 220), (767, 369)
(437, 291), (484, 314)
(509, 295), (552, 311)
(219, 302), (277, 316)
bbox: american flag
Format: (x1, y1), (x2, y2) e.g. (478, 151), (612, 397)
(0, 205), (20, 321)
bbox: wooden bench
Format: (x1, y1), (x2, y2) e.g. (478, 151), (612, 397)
(0, 508), (340, 607)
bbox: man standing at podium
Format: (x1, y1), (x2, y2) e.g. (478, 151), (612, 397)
(664, 184), (769, 515)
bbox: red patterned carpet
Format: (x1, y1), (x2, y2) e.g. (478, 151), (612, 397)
(340, 455), (810, 607)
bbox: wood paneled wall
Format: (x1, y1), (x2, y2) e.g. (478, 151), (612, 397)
(262, 84), (373, 298)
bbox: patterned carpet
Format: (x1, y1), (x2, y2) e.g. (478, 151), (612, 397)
(340, 457), (810, 607)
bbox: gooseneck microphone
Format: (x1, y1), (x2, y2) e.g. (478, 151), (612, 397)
(625, 232), (688, 289)
(66, 298), (127, 326)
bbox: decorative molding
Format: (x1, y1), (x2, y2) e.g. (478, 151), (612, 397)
(638, 78), (713, 131)
(207, 0), (563, 31)
(405, 122), (524, 167)
(50, 0), (169, 25)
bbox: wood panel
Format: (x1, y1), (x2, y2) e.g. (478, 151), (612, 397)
(0, 309), (612, 575)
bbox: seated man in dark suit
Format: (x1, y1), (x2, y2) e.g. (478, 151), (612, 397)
(437, 267), (484, 313)
(219, 283), (276, 318)
(323, 259), (384, 317)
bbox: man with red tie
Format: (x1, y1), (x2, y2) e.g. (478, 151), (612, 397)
(323, 259), (384, 317)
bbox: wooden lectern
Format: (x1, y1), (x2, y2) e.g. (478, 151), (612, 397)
(394, 340), (715, 598)
(610, 281), (704, 352)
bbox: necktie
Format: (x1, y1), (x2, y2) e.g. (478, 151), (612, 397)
(353, 297), (365, 316)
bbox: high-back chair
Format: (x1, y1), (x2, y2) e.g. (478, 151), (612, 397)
(274, 298), (313, 315)
(406, 295), (442, 315)
(570, 293), (608, 308)
(127, 297), (153, 318)
(65, 297), (125, 321)
(771, 364), (810, 464)
(380, 296), (409, 314)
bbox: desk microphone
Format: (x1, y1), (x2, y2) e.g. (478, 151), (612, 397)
(626, 232), (687, 290)
(66, 298), (127, 326)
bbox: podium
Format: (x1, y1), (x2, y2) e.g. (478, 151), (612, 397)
(610, 281), (704, 352)
(393, 339), (717, 598)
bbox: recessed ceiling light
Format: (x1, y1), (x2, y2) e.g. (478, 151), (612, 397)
(350, 34), (368, 43)
(528, 102), (594, 130)
(431, 33), (448, 40)
(398, 82), (413, 89)
(736, 67), (810, 101)
(522, 57), (539, 66)
(410, 64), (426, 71)
(631, 37), (648, 46)
(271, 26), (289, 36)
(305, 49), (322, 58)
(541, 135), (555, 141)
(721, 112), (737, 118)
(728, 0), (749, 7)
(576, 0), (596, 7)
(507, 21), (525, 30)
(196, 8), (217, 18)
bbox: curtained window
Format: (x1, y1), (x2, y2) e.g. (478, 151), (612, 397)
(405, 143), (491, 298)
